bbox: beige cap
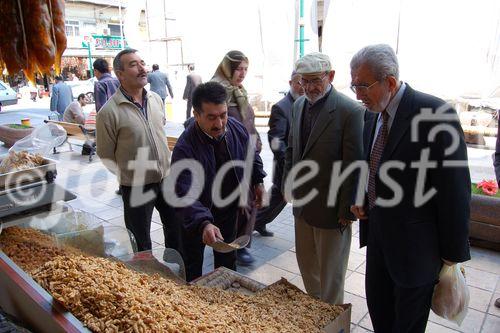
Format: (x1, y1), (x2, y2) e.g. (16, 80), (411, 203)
(294, 52), (332, 74)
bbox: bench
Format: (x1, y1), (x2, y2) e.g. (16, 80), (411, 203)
(166, 136), (178, 151)
(44, 120), (96, 162)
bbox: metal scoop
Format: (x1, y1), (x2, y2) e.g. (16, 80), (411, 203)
(210, 235), (250, 253)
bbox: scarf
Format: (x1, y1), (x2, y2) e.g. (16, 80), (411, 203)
(211, 52), (250, 120)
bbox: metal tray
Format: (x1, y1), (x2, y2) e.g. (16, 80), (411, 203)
(0, 157), (57, 189)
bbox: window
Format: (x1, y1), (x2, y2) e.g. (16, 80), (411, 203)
(65, 20), (80, 36)
(83, 22), (96, 34)
(108, 24), (122, 37)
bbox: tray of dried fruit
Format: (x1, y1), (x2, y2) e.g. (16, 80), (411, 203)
(0, 151), (57, 189)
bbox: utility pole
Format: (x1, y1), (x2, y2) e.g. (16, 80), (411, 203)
(119, 0), (125, 50)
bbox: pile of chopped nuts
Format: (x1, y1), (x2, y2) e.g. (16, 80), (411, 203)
(1, 227), (345, 332)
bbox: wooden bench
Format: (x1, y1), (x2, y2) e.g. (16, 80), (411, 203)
(44, 120), (96, 162)
(166, 136), (178, 151)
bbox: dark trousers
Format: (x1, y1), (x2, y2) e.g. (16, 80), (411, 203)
(366, 241), (435, 333)
(121, 182), (180, 252)
(186, 100), (193, 120)
(255, 184), (287, 228)
(182, 209), (238, 282)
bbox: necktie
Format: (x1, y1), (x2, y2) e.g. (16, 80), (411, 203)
(368, 111), (389, 209)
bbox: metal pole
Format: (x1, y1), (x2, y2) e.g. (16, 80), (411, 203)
(299, 0), (304, 58)
(87, 42), (94, 77)
(119, 0), (125, 49)
(163, 0), (169, 65)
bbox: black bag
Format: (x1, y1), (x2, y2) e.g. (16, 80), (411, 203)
(82, 140), (96, 155)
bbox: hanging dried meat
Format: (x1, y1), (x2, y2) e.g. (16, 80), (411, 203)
(49, 0), (67, 74)
(0, 0), (67, 82)
(0, 1), (27, 76)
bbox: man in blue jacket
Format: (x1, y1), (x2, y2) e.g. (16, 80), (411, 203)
(171, 82), (266, 281)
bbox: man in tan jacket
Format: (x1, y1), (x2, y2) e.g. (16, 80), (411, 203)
(97, 49), (179, 252)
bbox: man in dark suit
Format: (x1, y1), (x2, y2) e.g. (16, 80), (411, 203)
(349, 44), (471, 332)
(283, 52), (364, 304)
(147, 64), (174, 104)
(254, 71), (304, 236)
(183, 64), (202, 120)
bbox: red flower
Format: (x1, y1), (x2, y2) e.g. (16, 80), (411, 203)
(477, 180), (498, 196)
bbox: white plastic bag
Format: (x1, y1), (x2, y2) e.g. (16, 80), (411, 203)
(9, 123), (66, 156)
(431, 263), (469, 326)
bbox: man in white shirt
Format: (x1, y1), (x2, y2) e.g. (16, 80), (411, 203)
(63, 93), (86, 125)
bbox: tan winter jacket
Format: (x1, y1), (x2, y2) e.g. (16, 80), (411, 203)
(96, 89), (170, 186)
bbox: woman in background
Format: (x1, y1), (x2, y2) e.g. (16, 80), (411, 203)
(211, 50), (263, 265)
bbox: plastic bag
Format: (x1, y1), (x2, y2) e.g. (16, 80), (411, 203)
(9, 123), (66, 156)
(431, 263), (469, 325)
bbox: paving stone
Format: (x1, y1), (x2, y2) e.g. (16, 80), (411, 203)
(268, 250), (300, 275)
(358, 313), (373, 331)
(107, 216), (126, 228)
(465, 266), (498, 292)
(482, 314), (500, 333)
(344, 291), (369, 325)
(488, 293), (500, 317)
(253, 236), (294, 252)
(288, 275), (306, 292)
(429, 308), (486, 333)
(466, 248), (500, 275)
(347, 251), (366, 272)
(246, 263), (297, 286)
(92, 208), (123, 221)
(66, 198), (109, 213)
(251, 245), (284, 261)
(344, 271), (366, 298)
(150, 229), (164, 245)
(468, 286), (493, 313)
(425, 321), (460, 332)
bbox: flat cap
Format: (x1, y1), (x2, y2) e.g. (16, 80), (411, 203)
(294, 52), (332, 74)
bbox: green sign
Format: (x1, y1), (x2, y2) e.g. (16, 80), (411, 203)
(91, 35), (127, 50)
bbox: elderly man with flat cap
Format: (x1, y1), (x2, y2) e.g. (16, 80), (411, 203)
(283, 52), (364, 304)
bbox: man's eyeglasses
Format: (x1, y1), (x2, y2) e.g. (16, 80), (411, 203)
(299, 73), (328, 87)
(350, 80), (379, 94)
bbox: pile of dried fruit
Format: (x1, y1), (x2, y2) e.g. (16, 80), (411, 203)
(1, 227), (345, 332)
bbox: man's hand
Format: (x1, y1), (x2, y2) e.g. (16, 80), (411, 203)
(254, 183), (265, 209)
(350, 205), (368, 220)
(202, 223), (223, 245)
(339, 218), (354, 227)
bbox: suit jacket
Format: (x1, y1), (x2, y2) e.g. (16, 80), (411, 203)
(147, 70), (173, 100)
(360, 84), (471, 288)
(50, 82), (73, 114)
(268, 92), (294, 187)
(183, 72), (202, 101)
(283, 87), (364, 229)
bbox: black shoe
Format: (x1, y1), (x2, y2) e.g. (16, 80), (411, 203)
(255, 225), (274, 237)
(115, 187), (122, 195)
(236, 248), (255, 266)
(495, 298), (500, 309)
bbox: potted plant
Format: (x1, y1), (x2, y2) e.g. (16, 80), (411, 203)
(0, 124), (35, 148)
(469, 180), (500, 251)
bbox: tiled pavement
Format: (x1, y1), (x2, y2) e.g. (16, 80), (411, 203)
(25, 122), (500, 332)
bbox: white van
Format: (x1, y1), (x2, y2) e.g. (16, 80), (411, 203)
(0, 81), (18, 106)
